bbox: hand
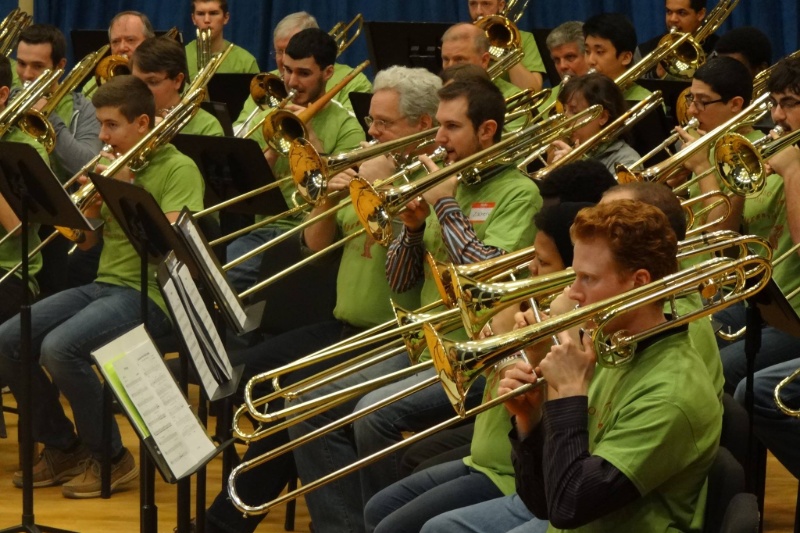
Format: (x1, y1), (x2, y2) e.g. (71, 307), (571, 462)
(358, 153), (397, 184)
(675, 126), (712, 175)
(539, 329), (596, 399)
(397, 196), (430, 231)
(76, 175), (103, 218)
(498, 359), (545, 436)
(33, 97), (48, 112)
(548, 139), (576, 164)
(513, 307), (550, 366)
(767, 143), (800, 179)
(421, 174), (457, 205)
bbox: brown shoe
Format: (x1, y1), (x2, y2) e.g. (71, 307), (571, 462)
(61, 449), (138, 499)
(12, 444), (91, 488)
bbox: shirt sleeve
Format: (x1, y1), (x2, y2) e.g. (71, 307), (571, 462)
(385, 224), (426, 292)
(50, 94), (103, 177)
(434, 197), (506, 264)
(511, 396), (641, 529)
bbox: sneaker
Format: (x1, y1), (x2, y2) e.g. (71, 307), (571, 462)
(12, 444), (91, 488)
(61, 449), (138, 499)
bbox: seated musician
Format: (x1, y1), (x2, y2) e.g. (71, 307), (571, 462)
(0, 75), (205, 498)
(185, 0), (259, 80)
(537, 21), (590, 113)
(15, 24), (103, 180)
(583, 13), (651, 101)
(364, 202), (590, 533)
(130, 36), (224, 136)
(675, 56), (800, 395)
(421, 181), (723, 533)
(201, 65), (440, 533)
(235, 11), (372, 122)
(0, 55), (50, 323)
(546, 73), (641, 174)
(713, 26), (773, 79)
(288, 76), (541, 533)
(225, 28), (365, 293)
(81, 11), (155, 96)
(465, 0), (546, 91)
(730, 54), (800, 478)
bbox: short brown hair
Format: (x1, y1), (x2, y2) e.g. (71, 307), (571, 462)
(192, 0), (228, 15)
(92, 75), (155, 126)
(570, 199), (678, 281)
(130, 36), (188, 92)
(438, 77), (505, 142)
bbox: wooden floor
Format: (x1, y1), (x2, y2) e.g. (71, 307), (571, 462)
(0, 389), (797, 533)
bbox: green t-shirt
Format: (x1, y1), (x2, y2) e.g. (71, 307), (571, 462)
(0, 127), (50, 292)
(235, 63), (373, 123)
(549, 329), (721, 533)
(94, 143), (205, 315)
(185, 40), (260, 81)
(181, 107), (225, 137)
(496, 30), (546, 87)
(10, 58), (20, 89)
(495, 78), (527, 132)
(463, 366), (516, 495)
(687, 130), (800, 312)
(252, 101), (365, 228)
(624, 82), (652, 102)
(674, 293), (724, 398)
(332, 205), (420, 327)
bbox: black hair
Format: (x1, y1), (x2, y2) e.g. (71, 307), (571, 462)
(533, 202), (594, 267)
(714, 27), (773, 76)
(437, 77), (505, 142)
(582, 13), (638, 56)
(285, 28), (336, 70)
(0, 55), (11, 89)
(559, 72), (629, 125)
(694, 56), (753, 106)
(130, 36), (189, 92)
(192, 0), (228, 15)
(19, 24), (66, 65)
(767, 55), (800, 96)
(536, 159), (617, 203)
(689, 0), (707, 11)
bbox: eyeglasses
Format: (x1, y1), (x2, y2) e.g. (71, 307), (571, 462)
(269, 49), (286, 59)
(142, 75), (170, 88)
(684, 93), (725, 112)
(767, 96), (800, 111)
(364, 115), (405, 131)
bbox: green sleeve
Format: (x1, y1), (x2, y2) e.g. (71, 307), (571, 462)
(519, 31), (546, 74)
(159, 158), (205, 213)
(482, 193), (540, 252)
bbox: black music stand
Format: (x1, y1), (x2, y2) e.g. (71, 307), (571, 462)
(0, 142), (98, 533)
(636, 78), (691, 128)
(88, 173), (238, 533)
(205, 73), (254, 122)
(365, 21), (452, 76)
(349, 91), (373, 136)
(530, 28), (559, 87)
(200, 101), (235, 137)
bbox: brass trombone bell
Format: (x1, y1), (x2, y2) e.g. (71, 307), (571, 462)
(474, 14), (521, 59)
(329, 14), (363, 56)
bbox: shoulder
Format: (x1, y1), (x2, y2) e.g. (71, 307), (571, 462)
(70, 91), (95, 111)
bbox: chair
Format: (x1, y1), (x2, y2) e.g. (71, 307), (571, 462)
(704, 446), (746, 533)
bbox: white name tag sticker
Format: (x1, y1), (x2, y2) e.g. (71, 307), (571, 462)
(469, 202), (495, 223)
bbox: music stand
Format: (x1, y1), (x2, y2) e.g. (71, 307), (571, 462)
(88, 173), (237, 533)
(0, 142), (97, 533)
(530, 28), (559, 87)
(200, 101), (235, 137)
(636, 79), (691, 127)
(348, 91), (373, 136)
(365, 21), (452, 76)
(171, 134), (286, 217)
(205, 73), (254, 122)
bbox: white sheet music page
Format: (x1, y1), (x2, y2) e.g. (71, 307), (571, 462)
(94, 325), (215, 479)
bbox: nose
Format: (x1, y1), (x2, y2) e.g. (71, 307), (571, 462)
(566, 284), (582, 304)
(368, 123), (380, 140)
(771, 105), (786, 124)
(434, 126), (446, 147)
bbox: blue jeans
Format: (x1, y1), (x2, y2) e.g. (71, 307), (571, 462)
(716, 303), (800, 395)
(734, 357), (800, 479)
(225, 225), (286, 293)
(0, 282), (171, 458)
(421, 494), (548, 533)
(363, 459), (504, 533)
(287, 353), (485, 533)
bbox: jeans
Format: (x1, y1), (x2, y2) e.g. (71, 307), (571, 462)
(287, 350), (485, 533)
(206, 320), (365, 533)
(734, 357), (800, 479)
(0, 282), (171, 458)
(225, 225), (286, 293)
(421, 494), (549, 533)
(363, 459), (504, 533)
(716, 303), (800, 395)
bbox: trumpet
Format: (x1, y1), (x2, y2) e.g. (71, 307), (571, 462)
(19, 45), (110, 153)
(329, 14), (363, 56)
(262, 60), (370, 156)
(350, 105), (603, 245)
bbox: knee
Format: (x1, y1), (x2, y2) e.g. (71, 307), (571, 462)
(733, 378), (746, 404)
(0, 318), (21, 361)
(39, 334), (80, 377)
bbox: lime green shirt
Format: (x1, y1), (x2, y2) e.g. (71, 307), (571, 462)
(235, 62), (374, 124)
(624, 82), (652, 102)
(331, 205), (420, 327)
(185, 39), (259, 81)
(549, 330), (721, 533)
(181, 107), (224, 137)
(94, 143), (205, 315)
(0, 127), (50, 292)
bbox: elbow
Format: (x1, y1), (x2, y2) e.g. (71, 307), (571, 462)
(548, 510), (586, 530)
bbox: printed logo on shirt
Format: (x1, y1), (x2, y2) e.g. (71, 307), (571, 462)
(469, 202), (495, 224)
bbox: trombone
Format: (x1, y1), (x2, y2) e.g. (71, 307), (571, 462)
(628, 117), (700, 172)
(0, 68), (63, 138)
(753, 50), (800, 100)
(0, 8), (31, 57)
(350, 105), (604, 245)
(329, 14), (363, 56)
(196, 27), (213, 73)
(228, 249), (770, 516)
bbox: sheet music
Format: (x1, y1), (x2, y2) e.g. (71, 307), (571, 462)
(93, 326), (216, 479)
(176, 214), (249, 329)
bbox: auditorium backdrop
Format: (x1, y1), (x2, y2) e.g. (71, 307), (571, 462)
(11, 0), (800, 80)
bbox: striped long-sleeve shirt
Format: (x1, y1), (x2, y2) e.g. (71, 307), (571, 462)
(385, 196), (506, 293)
